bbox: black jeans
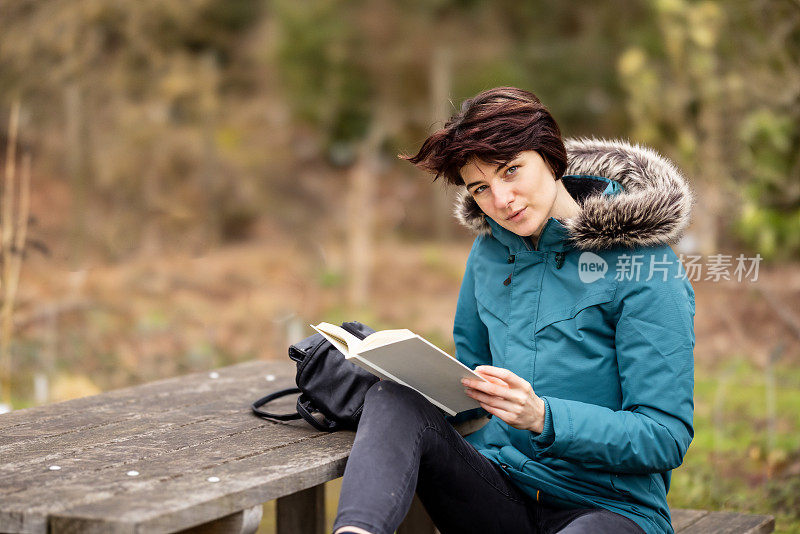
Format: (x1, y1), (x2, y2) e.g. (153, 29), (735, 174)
(333, 381), (646, 534)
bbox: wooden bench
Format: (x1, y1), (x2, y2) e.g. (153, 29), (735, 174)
(0, 361), (775, 533)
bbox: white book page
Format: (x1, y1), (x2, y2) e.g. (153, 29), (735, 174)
(359, 329), (415, 351)
(310, 323), (361, 355)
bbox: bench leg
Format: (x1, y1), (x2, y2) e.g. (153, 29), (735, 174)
(178, 504), (262, 534)
(398, 494), (437, 534)
(277, 484), (325, 534)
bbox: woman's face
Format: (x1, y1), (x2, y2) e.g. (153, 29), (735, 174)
(460, 150), (559, 238)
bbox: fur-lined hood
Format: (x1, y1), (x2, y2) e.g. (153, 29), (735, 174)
(454, 137), (694, 250)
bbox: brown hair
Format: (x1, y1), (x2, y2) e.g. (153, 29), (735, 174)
(401, 87), (567, 186)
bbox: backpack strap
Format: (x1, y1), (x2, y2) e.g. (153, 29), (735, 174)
(296, 393), (339, 432)
(251, 388), (302, 421)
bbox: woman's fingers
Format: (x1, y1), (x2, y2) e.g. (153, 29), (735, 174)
(464, 366), (543, 432)
(474, 401), (517, 425)
(475, 365), (533, 394)
(464, 387), (521, 412)
(473, 367), (509, 387)
(463, 380), (528, 407)
(463, 376), (512, 400)
(481, 374), (508, 386)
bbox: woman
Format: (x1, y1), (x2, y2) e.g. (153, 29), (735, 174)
(333, 87), (695, 534)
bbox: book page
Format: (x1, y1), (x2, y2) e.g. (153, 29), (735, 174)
(310, 323), (361, 356)
(359, 329), (415, 351)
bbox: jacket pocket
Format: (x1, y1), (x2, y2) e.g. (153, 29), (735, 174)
(475, 284), (510, 326)
(610, 472), (653, 503)
(534, 287), (615, 335)
(505, 458), (606, 509)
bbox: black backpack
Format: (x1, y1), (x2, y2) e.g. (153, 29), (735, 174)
(251, 321), (379, 432)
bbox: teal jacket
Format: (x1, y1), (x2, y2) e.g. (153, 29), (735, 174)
(452, 138), (696, 534)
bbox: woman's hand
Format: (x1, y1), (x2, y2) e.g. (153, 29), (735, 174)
(462, 365), (546, 433)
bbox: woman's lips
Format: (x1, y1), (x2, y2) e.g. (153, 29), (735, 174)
(507, 207), (526, 221)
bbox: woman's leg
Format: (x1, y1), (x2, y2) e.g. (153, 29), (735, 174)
(333, 380), (537, 534)
(538, 504), (646, 534)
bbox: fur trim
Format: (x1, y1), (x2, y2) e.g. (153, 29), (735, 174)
(453, 137), (694, 250)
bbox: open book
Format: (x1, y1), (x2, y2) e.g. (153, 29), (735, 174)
(311, 322), (487, 416)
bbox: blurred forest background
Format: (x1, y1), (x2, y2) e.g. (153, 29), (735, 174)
(1, 0), (799, 531)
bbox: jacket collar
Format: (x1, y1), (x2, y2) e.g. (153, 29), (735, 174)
(484, 176), (617, 253)
(454, 138), (694, 250)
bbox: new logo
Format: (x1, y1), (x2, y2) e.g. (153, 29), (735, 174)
(578, 252), (608, 283)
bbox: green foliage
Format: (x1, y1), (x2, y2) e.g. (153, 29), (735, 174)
(140, 1), (263, 60)
(735, 109), (800, 259)
(670, 357), (800, 531)
(317, 267), (345, 289)
(273, 0), (373, 141)
(459, 0), (641, 137)
(736, 204), (800, 261)
(454, 62), (531, 105)
(617, 0), (799, 257)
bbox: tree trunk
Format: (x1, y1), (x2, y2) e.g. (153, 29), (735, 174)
(431, 43), (455, 240)
(346, 122), (383, 309)
(200, 53), (220, 248)
(64, 84), (89, 266)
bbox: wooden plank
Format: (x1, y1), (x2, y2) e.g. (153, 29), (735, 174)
(2, 407), (270, 497)
(680, 511), (775, 534)
(2, 360), (315, 533)
(1, 418), (339, 533)
(48, 432), (355, 534)
(672, 509), (709, 532)
(2, 385), (271, 464)
(452, 416), (489, 437)
(0, 361), (272, 429)
(0, 378), (300, 494)
(0, 362), (313, 534)
(0, 369), (292, 454)
(276, 485), (325, 534)
(397, 495), (437, 534)
(176, 505), (262, 534)
(0, 361), (291, 441)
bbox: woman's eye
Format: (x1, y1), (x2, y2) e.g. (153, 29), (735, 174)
(506, 165), (519, 176)
(473, 185), (488, 195)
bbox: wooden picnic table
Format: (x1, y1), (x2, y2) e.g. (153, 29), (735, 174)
(0, 360), (775, 534)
